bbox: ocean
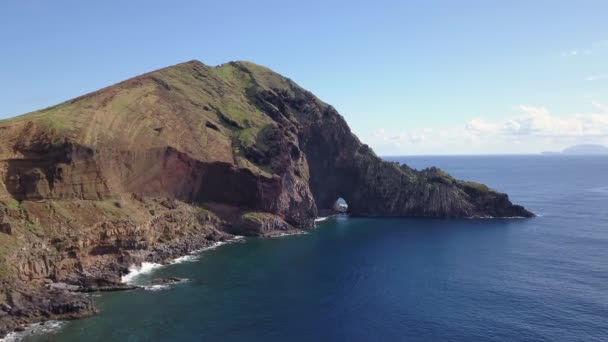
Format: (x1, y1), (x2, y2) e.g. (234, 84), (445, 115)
(18, 155), (608, 341)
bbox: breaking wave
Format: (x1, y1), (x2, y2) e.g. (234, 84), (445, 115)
(142, 284), (170, 291)
(0, 321), (65, 342)
(122, 236), (246, 283)
(121, 262), (163, 284)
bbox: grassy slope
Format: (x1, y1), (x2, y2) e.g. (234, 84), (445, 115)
(0, 60), (295, 275)
(0, 61), (289, 176)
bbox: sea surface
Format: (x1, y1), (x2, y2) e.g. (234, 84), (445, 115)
(19, 156), (608, 341)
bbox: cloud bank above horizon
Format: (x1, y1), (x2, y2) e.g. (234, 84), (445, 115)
(362, 103), (608, 155)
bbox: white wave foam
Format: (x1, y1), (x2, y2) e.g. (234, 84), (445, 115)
(171, 241), (230, 264)
(204, 241), (228, 250)
(142, 284), (170, 291)
(188, 236), (246, 254)
(271, 230), (307, 238)
(171, 254), (200, 264)
(122, 236), (246, 283)
(314, 217), (328, 222)
(0, 321), (65, 342)
(121, 262), (163, 284)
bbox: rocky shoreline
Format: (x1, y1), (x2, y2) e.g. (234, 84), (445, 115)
(0, 222), (224, 337)
(0, 203), (312, 338)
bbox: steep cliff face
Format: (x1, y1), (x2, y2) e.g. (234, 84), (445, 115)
(0, 60), (532, 222)
(241, 64), (531, 218)
(0, 60), (533, 334)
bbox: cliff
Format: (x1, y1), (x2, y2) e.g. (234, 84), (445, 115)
(0, 60), (533, 334)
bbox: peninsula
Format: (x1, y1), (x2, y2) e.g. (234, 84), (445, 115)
(0, 60), (533, 335)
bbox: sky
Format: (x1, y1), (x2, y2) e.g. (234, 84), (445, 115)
(1, 0), (607, 155)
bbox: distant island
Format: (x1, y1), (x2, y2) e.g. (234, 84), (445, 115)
(542, 144), (608, 155)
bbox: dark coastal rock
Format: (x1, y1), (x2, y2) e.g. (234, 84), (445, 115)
(0, 286), (96, 335)
(47, 282), (80, 292)
(80, 285), (140, 292)
(318, 209), (345, 217)
(0, 222), (11, 235)
(48, 292), (95, 316)
(237, 211), (293, 236)
(150, 277), (187, 285)
(0, 210), (10, 235)
(268, 89), (535, 218)
(75, 278), (140, 292)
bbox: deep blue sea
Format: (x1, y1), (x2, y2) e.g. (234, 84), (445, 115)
(21, 156), (608, 341)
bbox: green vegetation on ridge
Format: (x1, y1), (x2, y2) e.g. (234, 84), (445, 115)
(0, 60), (295, 177)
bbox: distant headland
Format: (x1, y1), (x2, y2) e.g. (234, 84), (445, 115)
(542, 144), (608, 155)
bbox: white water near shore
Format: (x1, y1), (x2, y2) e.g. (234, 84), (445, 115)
(172, 236), (246, 264)
(141, 284), (170, 291)
(121, 236), (245, 285)
(0, 321), (65, 342)
(270, 230), (308, 238)
(1, 244), (221, 341)
(120, 262), (164, 284)
(3, 234), (279, 340)
(315, 214), (349, 223)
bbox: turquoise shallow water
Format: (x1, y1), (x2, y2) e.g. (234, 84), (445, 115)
(22, 156), (608, 341)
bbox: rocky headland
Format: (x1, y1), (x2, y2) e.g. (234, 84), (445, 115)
(0, 60), (533, 335)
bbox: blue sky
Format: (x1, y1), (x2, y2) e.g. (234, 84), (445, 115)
(1, 0), (607, 154)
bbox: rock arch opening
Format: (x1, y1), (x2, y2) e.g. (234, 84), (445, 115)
(333, 197), (348, 213)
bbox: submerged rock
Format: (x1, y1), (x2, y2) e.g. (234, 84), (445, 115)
(150, 277), (187, 285)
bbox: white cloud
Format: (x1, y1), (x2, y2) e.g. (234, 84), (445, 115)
(585, 74), (608, 81)
(363, 104), (608, 155)
(592, 101), (608, 111)
(561, 49), (591, 57)
(560, 39), (608, 58)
